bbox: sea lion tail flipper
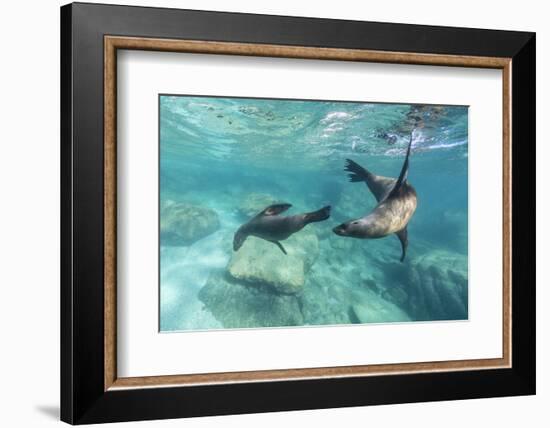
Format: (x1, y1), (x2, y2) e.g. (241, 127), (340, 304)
(345, 159), (373, 183)
(345, 159), (395, 202)
(388, 132), (414, 199)
(270, 240), (287, 255)
(396, 228), (408, 262)
(260, 203), (292, 216)
(304, 205), (331, 224)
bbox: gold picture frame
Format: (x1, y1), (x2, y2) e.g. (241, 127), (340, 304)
(104, 36), (512, 391)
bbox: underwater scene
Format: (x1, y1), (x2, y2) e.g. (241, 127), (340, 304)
(159, 95), (468, 332)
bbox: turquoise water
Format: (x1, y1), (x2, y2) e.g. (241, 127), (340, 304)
(159, 95), (468, 332)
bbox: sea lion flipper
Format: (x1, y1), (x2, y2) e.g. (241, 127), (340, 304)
(388, 132), (414, 199)
(304, 205), (331, 224)
(345, 159), (374, 183)
(395, 228), (408, 262)
(270, 240), (287, 255)
(233, 229), (248, 252)
(260, 203), (292, 216)
(345, 159), (396, 202)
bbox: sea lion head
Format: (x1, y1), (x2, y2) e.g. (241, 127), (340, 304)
(332, 218), (371, 239)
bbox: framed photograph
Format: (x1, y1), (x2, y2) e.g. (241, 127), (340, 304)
(60, 2), (535, 424)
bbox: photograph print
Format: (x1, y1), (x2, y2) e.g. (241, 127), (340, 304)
(159, 95), (468, 332)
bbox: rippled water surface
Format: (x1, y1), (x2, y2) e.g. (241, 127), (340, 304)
(159, 95), (468, 332)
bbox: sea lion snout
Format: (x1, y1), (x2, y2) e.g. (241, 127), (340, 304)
(332, 223), (348, 236)
(333, 220), (364, 237)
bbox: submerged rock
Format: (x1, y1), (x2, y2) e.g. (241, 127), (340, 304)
(406, 249), (468, 320)
(351, 295), (411, 323)
(227, 230), (319, 294)
(299, 281), (355, 326)
(160, 201), (220, 246)
(299, 269), (410, 325)
(327, 235), (358, 253)
(299, 250), (410, 326)
(198, 271), (304, 328)
(382, 286), (409, 306)
(237, 193), (278, 219)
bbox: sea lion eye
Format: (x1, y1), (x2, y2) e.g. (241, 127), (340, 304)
(352, 221), (359, 225)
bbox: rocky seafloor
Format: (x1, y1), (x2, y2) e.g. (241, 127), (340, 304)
(159, 190), (468, 332)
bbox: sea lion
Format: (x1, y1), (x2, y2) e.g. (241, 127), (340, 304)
(333, 134), (417, 262)
(233, 203), (331, 254)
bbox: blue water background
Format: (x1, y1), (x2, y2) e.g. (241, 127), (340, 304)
(159, 95), (468, 332)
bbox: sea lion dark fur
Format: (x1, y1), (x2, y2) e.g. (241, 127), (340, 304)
(333, 134), (417, 262)
(233, 203), (331, 254)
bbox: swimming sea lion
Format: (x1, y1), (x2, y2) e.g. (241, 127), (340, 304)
(333, 134), (417, 262)
(233, 203), (331, 254)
